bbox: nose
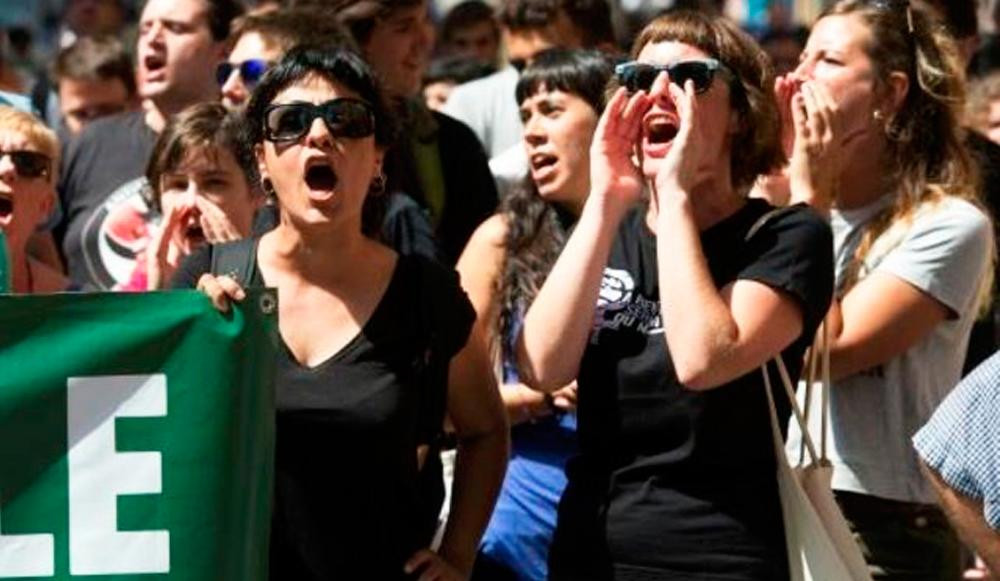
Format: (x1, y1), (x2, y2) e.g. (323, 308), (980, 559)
(522, 113), (546, 146)
(0, 154), (17, 180)
(304, 116), (333, 149)
(792, 57), (813, 80)
(220, 70), (246, 108)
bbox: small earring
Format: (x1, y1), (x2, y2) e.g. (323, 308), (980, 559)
(873, 109), (885, 123)
(261, 178), (276, 201)
(370, 172), (386, 196)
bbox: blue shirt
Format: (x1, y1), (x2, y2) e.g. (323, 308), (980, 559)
(914, 350), (1000, 530)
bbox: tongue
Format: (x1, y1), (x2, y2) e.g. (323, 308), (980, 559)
(305, 165), (338, 191)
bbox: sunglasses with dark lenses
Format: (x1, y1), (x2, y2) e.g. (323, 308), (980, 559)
(0, 150), (52, 179)
(215, 59), (271, 88)
(615, 59), (729, 95)
(263, 98), (376, 143)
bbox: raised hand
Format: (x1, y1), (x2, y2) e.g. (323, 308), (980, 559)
(146, 204), (185, 290)
(589, 85), (651, 210)
(788, 81), (843, 212)
(196, 197), (244, 244)
(653, 75), (709, 199)
(774, 73), (803, 158)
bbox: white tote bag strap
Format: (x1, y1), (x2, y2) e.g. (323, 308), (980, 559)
(762, 356), (820, 466)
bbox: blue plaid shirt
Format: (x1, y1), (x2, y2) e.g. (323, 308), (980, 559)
(914, 350), (1000, 530)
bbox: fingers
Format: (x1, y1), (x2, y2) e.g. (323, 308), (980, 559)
(196, 273), (245, 312)
(152, 204), (181, 262)
(196, 197), (242, 243)
(616, 87), (651, 143)
(593, 87), (629, 143)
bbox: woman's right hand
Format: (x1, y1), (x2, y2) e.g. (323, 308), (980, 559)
(195, 273), (245, 312)
(589, 86), (651, 210)
(146, 204), (184, 290)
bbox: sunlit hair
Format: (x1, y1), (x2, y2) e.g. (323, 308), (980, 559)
(628, 10), (784, 193)
(496, 49), (614, 368)
(0, 106), (59, 180)
(146, 102), (251, 212)
(821, 0), (991, 301)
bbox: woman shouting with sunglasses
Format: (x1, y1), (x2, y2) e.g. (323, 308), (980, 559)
(172, 47), (508, 580)
(514, 11), (834, 580)
(0, 106), (68, 293)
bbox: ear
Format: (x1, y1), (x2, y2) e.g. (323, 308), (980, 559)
(881, 71), (910, 116)
(254, 143), (269, 183)
(373, 148), (385, 176)
(37, 183), (55, 220)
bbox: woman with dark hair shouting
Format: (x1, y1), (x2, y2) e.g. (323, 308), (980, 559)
(174, 46), (507, 580)
(515, 11), (834, 581)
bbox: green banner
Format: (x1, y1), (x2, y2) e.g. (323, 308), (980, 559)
(0, 290), (278, 579)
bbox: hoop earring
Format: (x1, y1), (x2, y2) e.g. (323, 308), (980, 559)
(261, 178), (277, 202)
(369, 172), (386, 196)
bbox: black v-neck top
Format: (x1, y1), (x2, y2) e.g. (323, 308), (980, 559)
(173, 244), (475, 579)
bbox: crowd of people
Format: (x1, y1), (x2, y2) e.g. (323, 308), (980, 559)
(2, 0), (1000, 579)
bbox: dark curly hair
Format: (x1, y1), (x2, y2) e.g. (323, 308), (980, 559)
(497, 49), (614, 362)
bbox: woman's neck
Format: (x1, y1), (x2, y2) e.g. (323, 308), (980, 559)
(836, 141), (895, 210)
(10, 255), (31, 294)
(264, 218), (368, 281)
(645, 177), (746, 233)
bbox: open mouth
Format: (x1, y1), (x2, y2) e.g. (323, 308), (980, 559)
(0, 194), (12, 218)
(304, 162), (338, 192)
(530, 153), (558, 172)
(645, 118), (679, 144)
(143, 54), (166, 75)
(183, 222), (205, 246)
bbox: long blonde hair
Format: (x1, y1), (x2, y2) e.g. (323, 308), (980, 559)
(825, 0), (992, 306)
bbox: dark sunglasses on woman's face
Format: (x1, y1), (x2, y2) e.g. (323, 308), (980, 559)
(215, 58), (272, 88)
(263, 98), (376, 143)
(0, 150), (52, 179)
(615, 59), (730, 95)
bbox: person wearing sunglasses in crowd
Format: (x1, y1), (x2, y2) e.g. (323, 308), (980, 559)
(769, 1), (994, 578)
(455, 48), (614, 581)
(0, 106), (69, 293)
(219, 7), (356, 110)
(122, 102), (261, 291)
(298, 0), (499, 264)
(514, 10), (834, 580)
(173, 46), (508, 580)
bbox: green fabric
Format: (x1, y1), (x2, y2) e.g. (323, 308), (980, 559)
(0, 231), (8, 293)
(0, 289), (277, 579)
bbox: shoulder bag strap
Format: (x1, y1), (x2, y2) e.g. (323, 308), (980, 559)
(209, 238), (258, 286)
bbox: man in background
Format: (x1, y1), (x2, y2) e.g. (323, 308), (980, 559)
(56, 0), (241, 290)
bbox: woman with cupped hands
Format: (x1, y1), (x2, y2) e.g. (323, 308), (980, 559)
(513, 10), (834, 581)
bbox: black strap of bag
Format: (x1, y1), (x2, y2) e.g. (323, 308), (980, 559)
(209, 238), (259, 285)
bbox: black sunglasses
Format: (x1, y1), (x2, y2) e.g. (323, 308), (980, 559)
(216, 59), (272, 88)
(615, 59), (730, 95)
(263, 98), (376, 143)
(0, 150), (51, 179)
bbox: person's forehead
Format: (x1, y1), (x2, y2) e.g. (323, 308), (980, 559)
(141, 0), (209, 24)
(382, 1), (429, 24)
(272, 75), (361, 104)
(0, 129), (45, 153)
(170, 147), (237, 175)
(229, 32), (281, 63)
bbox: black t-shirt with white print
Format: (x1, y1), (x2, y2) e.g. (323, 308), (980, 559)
(548, 200), (834, 581)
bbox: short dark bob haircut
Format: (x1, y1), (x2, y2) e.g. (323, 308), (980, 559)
(515, 47), (617, 113)
(244, 45), (398, 150)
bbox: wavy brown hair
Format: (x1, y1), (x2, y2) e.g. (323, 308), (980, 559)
(822, 0), (989, 295)
(627, 10), (785, 193)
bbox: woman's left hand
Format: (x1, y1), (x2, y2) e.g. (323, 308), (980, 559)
(404, 549), (465, 581)
(196, 197), (243, 244)
(788, 81), (843, 211)
(653, 76), (709, 199)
